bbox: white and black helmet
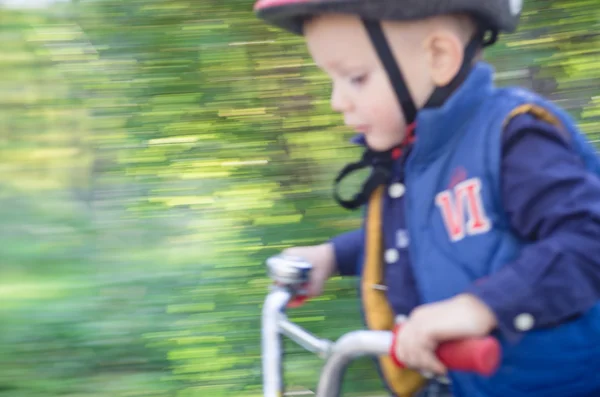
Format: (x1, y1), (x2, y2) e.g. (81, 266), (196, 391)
(254, 0), (523, 37)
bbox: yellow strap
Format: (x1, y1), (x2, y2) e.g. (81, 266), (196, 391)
(503, 103), (563, 129)
(362, 186), (426, 397)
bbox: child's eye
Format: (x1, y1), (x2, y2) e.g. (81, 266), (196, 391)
(350, 74), (367, 86)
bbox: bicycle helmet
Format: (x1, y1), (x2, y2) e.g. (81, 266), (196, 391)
(254, 0), (522, 36)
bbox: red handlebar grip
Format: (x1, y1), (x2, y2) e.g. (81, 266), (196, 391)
(390, 324), (501, 376)
(273, 281), (309, 308)
(286, 294), (308, 308)
(436, 336), (501, 376)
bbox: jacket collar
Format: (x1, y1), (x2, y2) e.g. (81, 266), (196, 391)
(411, 62), (495, 163)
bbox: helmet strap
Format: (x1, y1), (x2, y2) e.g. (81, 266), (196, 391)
(424, 27), (484, 107)
(362, 19), (418, 125)
(333, 126), (415, 210)
(361, 19), (489, 121)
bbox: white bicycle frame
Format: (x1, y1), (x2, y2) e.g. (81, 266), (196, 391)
(262, 286), (396, 397)
(259, 255), (486, 397)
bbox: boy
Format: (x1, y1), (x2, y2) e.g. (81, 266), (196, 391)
(254, 1), (600, 396)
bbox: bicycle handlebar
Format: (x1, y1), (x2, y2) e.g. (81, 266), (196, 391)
(391, 324), (501, 377)
(262, 287), (501, 397)
(262, 256), (502, 397)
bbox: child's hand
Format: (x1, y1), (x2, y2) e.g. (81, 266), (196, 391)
(392, 294), (498, 375)
(281, 243), (336, 298)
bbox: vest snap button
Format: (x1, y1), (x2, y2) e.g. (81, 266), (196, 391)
(396, 229), (410, 249)
(388, 183), (406, 199)
(514, 313), (535, 331)
(385, 248), (399, 264)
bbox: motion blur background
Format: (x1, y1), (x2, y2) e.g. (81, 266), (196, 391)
(1, 0), (599, 396)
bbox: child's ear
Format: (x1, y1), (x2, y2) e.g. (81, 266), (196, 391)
(426, 31), (464, 87)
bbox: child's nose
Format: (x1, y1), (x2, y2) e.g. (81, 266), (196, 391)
(331, 84), (352, 113)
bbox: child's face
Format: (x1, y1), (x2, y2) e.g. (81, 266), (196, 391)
(304, 14), (433, 151)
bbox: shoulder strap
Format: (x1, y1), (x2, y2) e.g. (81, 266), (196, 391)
(362, 186), (426, 397)
(502, 103), (570, 141)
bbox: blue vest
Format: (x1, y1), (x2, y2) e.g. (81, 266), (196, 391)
(362, 63), (600, 397)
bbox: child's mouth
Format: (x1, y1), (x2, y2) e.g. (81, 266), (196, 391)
(352, 125), (370, 134)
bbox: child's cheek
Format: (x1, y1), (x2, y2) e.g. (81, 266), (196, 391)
(368, 102), (388, 124)
(371, 104), (402, 134)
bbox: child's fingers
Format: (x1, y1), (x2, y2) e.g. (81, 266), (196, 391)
(404, 336), (446, 375)
(414, 349), (447, 375)
(395, 326), (447, 375)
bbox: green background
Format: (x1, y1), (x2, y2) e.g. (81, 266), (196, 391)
(1, 0), (599, 396)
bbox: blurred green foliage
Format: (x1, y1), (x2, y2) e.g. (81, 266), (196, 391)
(0, 1), (599, 396)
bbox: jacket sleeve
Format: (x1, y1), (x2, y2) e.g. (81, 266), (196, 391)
(466, 113), (600, 340)
(329, 228), (364, 276)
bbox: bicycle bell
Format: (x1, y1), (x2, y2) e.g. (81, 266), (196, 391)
(266, 254), (312, 288)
